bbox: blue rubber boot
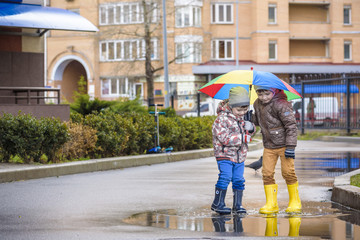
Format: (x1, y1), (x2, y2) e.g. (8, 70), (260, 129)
(233, 189), (247, 214)
(211, 187), (231, 214)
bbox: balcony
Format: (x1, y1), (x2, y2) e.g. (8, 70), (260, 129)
(0, 87), (70, 121)
(290, 39), (330, 63)
(289, 2), (330, 39)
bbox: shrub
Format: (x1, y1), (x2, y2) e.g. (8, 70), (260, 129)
(0, 109), (216, 163)
(108, 98), (148, 114)
(60, 122), (98, 161)
(70, 94), (114, 116)
(121, 112), (155, 154)
(40, 117), (69, 161)
(162, 107), (177, 117)
(82, 112), (132, 157)
(0, 113), (68, 163)
(159, 116), (215, 151)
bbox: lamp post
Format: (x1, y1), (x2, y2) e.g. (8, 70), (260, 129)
(162, 0), (170, 108)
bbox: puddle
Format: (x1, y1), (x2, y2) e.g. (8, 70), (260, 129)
(123, 203), (360, 238)
(123, 152), (360, 238)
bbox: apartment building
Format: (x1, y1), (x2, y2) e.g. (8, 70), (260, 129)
(47, 0), (360, 110)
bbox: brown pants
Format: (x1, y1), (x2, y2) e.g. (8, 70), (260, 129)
(262, 147), (298, 185)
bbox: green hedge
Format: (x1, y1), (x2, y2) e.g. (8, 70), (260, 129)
(0, 112), (216, 163)
(73, 111), (156, 157)
(0, 113), (68, 163)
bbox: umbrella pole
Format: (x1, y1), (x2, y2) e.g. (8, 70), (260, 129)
(249, 84), (252, 102)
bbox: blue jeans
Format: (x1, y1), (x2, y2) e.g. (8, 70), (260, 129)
(215, 160), (245, 190)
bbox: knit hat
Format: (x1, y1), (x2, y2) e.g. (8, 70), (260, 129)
(228, 87), (250, 108)
(254, 85), (276, 94)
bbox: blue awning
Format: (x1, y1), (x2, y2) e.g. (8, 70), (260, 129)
(290, 84), (359, 94)
(0, 2), (98, 32)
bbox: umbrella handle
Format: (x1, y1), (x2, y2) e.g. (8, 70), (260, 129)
(244, 110), (253, 121)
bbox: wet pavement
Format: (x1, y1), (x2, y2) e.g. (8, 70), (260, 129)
(0, 140), (360, 239)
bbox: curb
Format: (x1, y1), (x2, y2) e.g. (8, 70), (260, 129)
(0, 140), (263, 183)
(331, 168), (360, 210)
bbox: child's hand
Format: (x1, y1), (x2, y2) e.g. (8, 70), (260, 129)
(285, 148), (295, 159)
(244, 121), (254, 132)
(243, 134), (252, 143)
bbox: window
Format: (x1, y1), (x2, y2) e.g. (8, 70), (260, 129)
(99, 39), (159, 61)
(211, 3), (233, 24)
(100, 6), (107, 24)
(169, 82), (177, 97)
(176, 43), (202, 63)
(108, 42), (115, 60)
(101, 78), (130, 97)
(268, 4), (277, 24)
(135, 83), (143, 98)
(100, 42), (107, 61)
(211, 39), (233, 60)
(175, 6), (201, 27)
(99, 2), (158, 25)
(134, 2), (158, 23)
(344, 41), (352, 61)
(344, 5), (351, 25)
(269, 40), (277, 60)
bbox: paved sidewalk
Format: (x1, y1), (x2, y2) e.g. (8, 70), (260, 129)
(0, 140), (264, 183)
(1, 137), (359, 211)
(1, 137), (359, 183)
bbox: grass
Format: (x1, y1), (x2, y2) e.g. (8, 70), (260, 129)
(297, 131), (341, 140)
(298, 130), (360, 140)
(253, 129), (360, 141)
(350, 174), (360, 188)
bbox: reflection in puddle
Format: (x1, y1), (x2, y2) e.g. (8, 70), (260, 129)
(296, 152), (360, 178)
(123, 202), (360, 238)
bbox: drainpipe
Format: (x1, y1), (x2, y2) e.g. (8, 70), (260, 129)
(235, 0), (239, 69)
(43, 0), (47, 88)
(43, 0), (49, 103)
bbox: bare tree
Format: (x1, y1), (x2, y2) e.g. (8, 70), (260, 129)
(99, 0), (202, 101)
(141, 0), (190, 101)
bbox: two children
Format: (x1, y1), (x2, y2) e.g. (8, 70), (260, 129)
(211, 87), (255, 214)
(211, 85), (301, 215)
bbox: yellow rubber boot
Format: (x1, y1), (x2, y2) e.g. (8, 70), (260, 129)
(265, 216), (278, 237)
(288, 217), (301, 237)
(286, 182), (302, 213)
(259, 184), (279, 214)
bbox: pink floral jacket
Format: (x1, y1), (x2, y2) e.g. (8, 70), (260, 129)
(212, 100), (255, 163)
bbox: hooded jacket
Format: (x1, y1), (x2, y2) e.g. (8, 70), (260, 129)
(252, 90), (297, 149)
(212, 100), (255, 163)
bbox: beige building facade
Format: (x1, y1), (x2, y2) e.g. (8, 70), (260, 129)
(47, 0), (360, 109)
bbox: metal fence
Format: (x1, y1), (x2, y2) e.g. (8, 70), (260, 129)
(145, 75), (360, 133)
(294, 76), (360, 134)
(145, 92), (211, 117)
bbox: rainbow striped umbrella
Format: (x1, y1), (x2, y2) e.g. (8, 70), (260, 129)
(199, 70), (302, 104)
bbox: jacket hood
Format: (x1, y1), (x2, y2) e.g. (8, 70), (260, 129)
(216, 99), (231, 115)
(271, 90), (287, 102)
(216, 99), (243, 121)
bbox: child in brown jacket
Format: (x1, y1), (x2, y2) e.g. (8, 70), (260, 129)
(252, 85), (301, 214)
